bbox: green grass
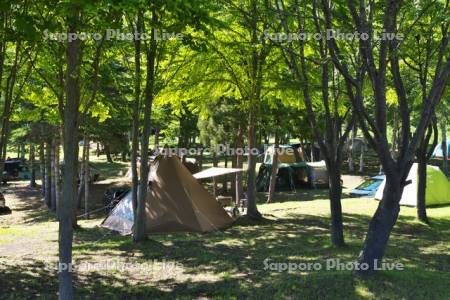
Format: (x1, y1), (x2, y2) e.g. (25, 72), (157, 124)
(1, 192), (449, 299)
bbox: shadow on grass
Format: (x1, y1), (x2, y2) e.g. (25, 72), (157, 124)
(2, 190), (450, 299)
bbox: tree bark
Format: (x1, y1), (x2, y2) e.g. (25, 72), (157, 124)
(246, 111), (262, 219)
(59, 10), (82, 297)
(442, 121), (448, 176)
(130, 11), (142, 226)
(417, 120), (437, 223)
(235, 125), (244, 206)
(417, 154), (428, 223)
(134, 10), (157, 242)
(29, 144), (36, 187)
(348, 125), (357, 172)
(50, 139), (56, 211)
(104, 144), (113, 163)
(328, 166), (345, 246)
(355, 180), (402, 275)
(84, 136), (90, 219)
(45, 141), (52, 209)
(267, 133), (279, 203)
(359, 140), (365, 173)
(40, 142), (45, 196)
(212, 151), (218, 196)
(55, 138), (61, 216)
(391, 108), (399, 157)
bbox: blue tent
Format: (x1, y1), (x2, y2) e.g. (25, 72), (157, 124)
(432, 141), (450, 159)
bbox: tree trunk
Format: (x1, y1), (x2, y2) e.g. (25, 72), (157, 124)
(355, 180), (402, 276)
(104, 144), (113, 163)
(76, 137), (87, 211)
(348, 125), (357, 172)
(55, 139), (61, 216)
(328, 167), (345, 246)
(96, 142), (100, 157)
(231, 151), (237, 202)
(134, 10), (157, 242)
(359, 141), (365, 173)
(29, 144), (36, 187)
(154, 127), (159, 151)
(198, 148), (204, 170)
(246, 112), (262, 219)
(235, 125), (244, 206)
(51, 139), (56, 211)
(130, 11), (142, 226)
(416, 154), (428, 223)
(59, 12), (82, 298)
(442, 121), (448, 176)
(267, 133), (279, 203)
(212, 151), (218, 196)
(391, 109), (399, 157)
(222, 155), (228, 193)
(45, 141), (52, 209)
(84, 136), (90, 219)
(20, 144), (25, 160)
(40, 142), (45, 196)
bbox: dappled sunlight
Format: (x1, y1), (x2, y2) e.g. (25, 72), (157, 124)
(1, 179), (449, 298)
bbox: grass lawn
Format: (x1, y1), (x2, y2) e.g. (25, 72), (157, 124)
(0, 178), (449, 299)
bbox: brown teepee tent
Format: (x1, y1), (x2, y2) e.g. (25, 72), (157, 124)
(101, 155), (234, 234)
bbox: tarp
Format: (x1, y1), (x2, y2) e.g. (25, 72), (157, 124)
(102, 155), (234, 234)
(375, 163), (450, 206)
(193, 167), (243, 179)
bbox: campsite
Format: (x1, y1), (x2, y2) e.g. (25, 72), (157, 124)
(0, 0), (450, 299)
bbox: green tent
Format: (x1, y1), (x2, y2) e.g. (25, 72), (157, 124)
(375, 163), (450, 206)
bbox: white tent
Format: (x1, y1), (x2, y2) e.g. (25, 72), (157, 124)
(375, 163), (450, 207)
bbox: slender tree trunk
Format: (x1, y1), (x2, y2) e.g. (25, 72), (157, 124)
(40, 142), (45, 196)
(267, 133), (279, 203)
(231, 150), (237, 202)
(77, 139), (86, 210)
(84, 136), (90, 219)
(45, 141), (52, 209)
(59, 11), (81, 298)
(391, 109), (399, 157)
(359, 141), (365, 173)
(235, 125), (244, 206)
(355, 178), (403, 275)
(246, 111), (262, 219)
(20, 144), (25, 160)
(348, 125), (357, 172)
(55, 139), (61, 216)
(104, 144), (113, 163)
(134, 10), (157, 242)
(222, 155), (228, 193)
(29, 144), (36, 187)
(154, 127), (159, 151)
(417, 154), (428, 223)
(96, 142), (100, 157)
(50, 139), (56, 211)
(130, 11), (142, 225)
(198, 148), (204, 170)
(328, 166), (345, 246)
(212, 151), (218, 196)
(442, 121), (448, 176)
